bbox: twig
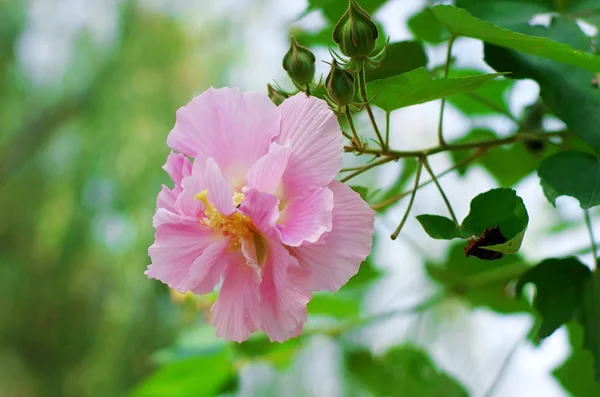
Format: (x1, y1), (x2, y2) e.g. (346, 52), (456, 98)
(340, 156), (395, 183)
(391, 157), (424, 240)
(358, 59), (385, 149)
(438, 35), (457, 146)
(423, 157), (458, 224)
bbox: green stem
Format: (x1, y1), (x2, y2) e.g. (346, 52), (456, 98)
(391, 157), (424, 240)
(385, 111), (391, 149)
(345, 106), (364, 151)
(438, 35), (457, 146)
(423, 157), (458, 224)
(358, 59), (386, 149)
(585, 209), (598, 264)
(340, 156), (395, 183)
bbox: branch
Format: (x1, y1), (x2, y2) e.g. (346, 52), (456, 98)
(438, 35), (457, 146)
(391, 157), (424, 240)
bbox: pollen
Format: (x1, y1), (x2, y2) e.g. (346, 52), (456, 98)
(194, 189), (253, 249)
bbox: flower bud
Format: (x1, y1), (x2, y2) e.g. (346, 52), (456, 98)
(333, 0), (379, 59)
(282, 36), (316, 86)
(267, 84), (289, 105)
(325, 60), (355, 106)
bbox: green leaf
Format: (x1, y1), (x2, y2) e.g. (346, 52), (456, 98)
(416, 214), (468, 240)
(365, 41), (427, 82)
(308, 291), (361, 318)
(538, 151), (600, 209)
(516, 257), (591, 339)
(408, 7), (450, 44)
(454, 0), (554, 27)
(446, 69), (513, 117)
(462, 188), (529, 241)
(130, 349), (233, 397)
(479, 228), (527, 254)
(368, 67), (507, 112)
(306, 0), (386, 22)
(484, 19), (600, 155)
(578, 271), (600, 382)
(451, 129), (558, 187)
(346, 346), (468, 397)
(234, 334), (301, 369)
(432, 5), (600, 72)
(426, 244), (530, 313)
(554, 323), (600, 397)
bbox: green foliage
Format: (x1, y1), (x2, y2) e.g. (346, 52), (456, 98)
(484, 19), (600, 156)
(445, 69), (513, 117)
(516, 257), (591, 339)
(234, 335), (302, 369)
(538, 151), (600, 209)
(454, 0), (554, 26)
(345, 346), (468, 397)
(306, 0), (387, 22)
(452, 129), (557, 187)
(426, 244), (530, 313)
(365, 41), (427, 82)
(408, 8), (449, 44)
(308, 292), (361, 318)
(554, 323), (600, 397)
(368, 67), (507, 112)
(418, 188), (529, 256)
(130, 350), (233, 397)
(431, 5), (600, 72)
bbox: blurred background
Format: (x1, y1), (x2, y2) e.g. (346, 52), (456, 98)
(2, 0), (599, 396)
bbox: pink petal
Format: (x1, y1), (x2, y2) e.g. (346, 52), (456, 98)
(163, 151), (192, 185)
(245, 142), (290, 194)
(289, 181), (374, 292)
(279, 187), (334, 246)
(238, 188), (281, 241)
(175, 176), (204, 218)
(147, 217), (221, 293)
(186, 237), (231, 294)
(277, 93), (343, 198)
(259, 240), (312, 342)
(157, 185), (179, 213)
(211, 253), (261, 342)
(197, 157), (235, 216)
(167, 87), (280, 188)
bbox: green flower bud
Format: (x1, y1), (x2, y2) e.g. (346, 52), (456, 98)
(325, 60), (355, 106)
(267, 84), (289, 106)
(333, 0), (379, 59)
(282, 36), (315, 86)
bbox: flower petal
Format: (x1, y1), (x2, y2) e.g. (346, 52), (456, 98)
(175, 176), (204, 218)
(211, 253), (261, 342)
(238, 188), (281, 241)
(259, 240), (312, 342)
(167, 87), (280, 188)
(163, 151), (192, 186)
(289, 181), (374, 292)
(198, 157), (235, 216)
(245, 142), (290, 194)
(279, 187), (334, 246)
(147, 218), (221, 293)
(186, 237), (231, 294)
(277, 93), (343, 198)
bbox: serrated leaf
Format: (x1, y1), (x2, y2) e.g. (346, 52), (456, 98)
(366, 41), (427, 82)
(367, 67), (507, 112)
(426, 244), (530, 313)
(538, 151), (600, 209)
(346, 346), (468, 397)
(516, 257), (591, 339)
(416, 214), (469, 240)
(432, 5), (600, 72)
(484, 19), (600, 155)
(408, 7), (450, 44)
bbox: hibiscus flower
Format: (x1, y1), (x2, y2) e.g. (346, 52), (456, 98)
(147, 87), (374, 342)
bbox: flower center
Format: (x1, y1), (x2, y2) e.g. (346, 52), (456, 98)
(194, 189), (253, 249)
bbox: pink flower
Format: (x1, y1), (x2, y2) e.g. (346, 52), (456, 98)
(147, 87), (374, 342)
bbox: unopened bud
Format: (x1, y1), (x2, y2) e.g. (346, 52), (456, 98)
(267, 84), (289, 105)
(282, 36), (315, 86)
(325, 60), (355, 106)
(333, 0), (379, 59)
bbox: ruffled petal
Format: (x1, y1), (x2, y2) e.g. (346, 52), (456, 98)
(197, 157), (235, 216)
(277, 93), (343, 198)
(186, 237), (231, 294)
(245, 142), (290, 194)
(289, 181), (374, 292)
(259, 240), (312, 342)
(238, 188), (281, 241)
(157, 152), (192, 212)
(278, 187), (334, 247)
(175, 176), (204, 218)
(211, 252), (261, 342)
(167, 87), (280, 188)
(147, 217), (221, 293)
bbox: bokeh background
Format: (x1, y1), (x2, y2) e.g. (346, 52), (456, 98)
(2, 0), (599, 396)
